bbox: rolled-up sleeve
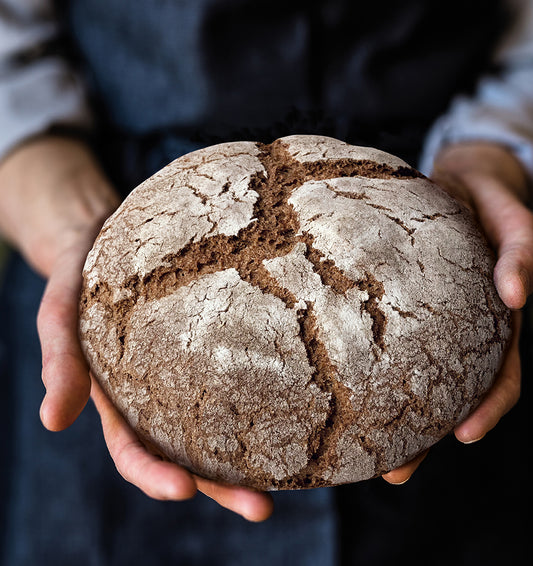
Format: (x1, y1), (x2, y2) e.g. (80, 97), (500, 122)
(0, 0), (92, 160)
(419, 0), (533, 178)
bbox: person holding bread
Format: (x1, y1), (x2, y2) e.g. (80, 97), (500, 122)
(0, 1), (532, 564)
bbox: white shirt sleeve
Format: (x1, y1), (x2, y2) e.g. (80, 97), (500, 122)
(419, 0), (533, 178)
(0, 0), (92, 160)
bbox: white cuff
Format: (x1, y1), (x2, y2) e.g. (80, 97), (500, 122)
(419, 70), (533, 180)
(0, 58), (93, 160)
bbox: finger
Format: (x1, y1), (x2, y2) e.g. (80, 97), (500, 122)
(454, 311), (522, 444)
(471, 185), (533, 309)
(91, 377), (198, 501)
(494, 222), (533, 310)
(37, 243), (92, 431)
(381, 450), (429, 485)
(195, 475), (274, 522)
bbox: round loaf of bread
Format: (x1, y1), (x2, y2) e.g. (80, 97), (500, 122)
(79, 135), (511, 490)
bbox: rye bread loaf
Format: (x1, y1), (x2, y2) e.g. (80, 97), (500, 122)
(79, 135), (511, 490)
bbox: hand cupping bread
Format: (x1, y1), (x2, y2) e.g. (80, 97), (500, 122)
(79, 135), (511, 490)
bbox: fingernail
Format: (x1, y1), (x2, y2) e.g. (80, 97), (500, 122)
(383, 473), (412, 486)
(460, 433), (485, 445)
(389, 477), (411, 486)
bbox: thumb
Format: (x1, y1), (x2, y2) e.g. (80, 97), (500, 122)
(472, 181), (533, 310)
(37, 241), (92, 431)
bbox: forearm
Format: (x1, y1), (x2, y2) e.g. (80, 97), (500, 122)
(0, 135), (120, 277)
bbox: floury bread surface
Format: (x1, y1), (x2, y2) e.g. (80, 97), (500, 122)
(79, 135), (511, 490)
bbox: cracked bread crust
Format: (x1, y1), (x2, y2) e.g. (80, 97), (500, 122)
(79, 134), (512, 490)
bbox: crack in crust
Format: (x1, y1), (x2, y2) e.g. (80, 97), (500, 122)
(80, 137), (510, 489)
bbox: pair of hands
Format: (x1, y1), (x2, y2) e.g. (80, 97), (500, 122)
(0, 136), (530, 522)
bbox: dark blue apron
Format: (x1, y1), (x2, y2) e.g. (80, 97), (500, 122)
(61, 0), (508, 187)
(4, 2), (531, 565)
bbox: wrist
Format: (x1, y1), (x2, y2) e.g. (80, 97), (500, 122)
(432, 141), (530, 204)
